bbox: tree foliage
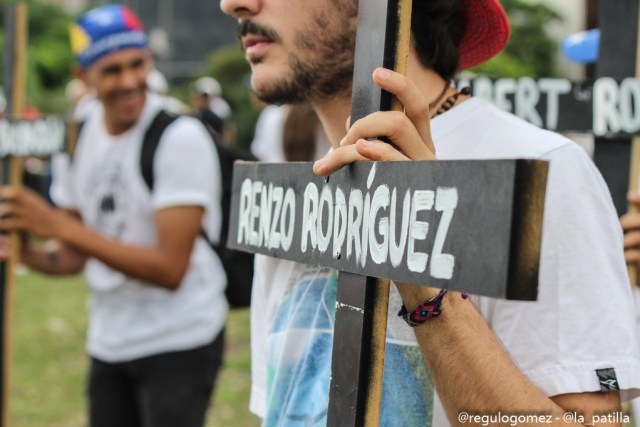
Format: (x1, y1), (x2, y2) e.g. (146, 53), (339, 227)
(1, 1), (76, 114)
(199, 45), (261, 151)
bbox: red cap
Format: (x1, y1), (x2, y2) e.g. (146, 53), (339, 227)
(459, 0), (511, 69)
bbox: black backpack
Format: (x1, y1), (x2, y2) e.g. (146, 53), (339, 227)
(140, 110), (256, 308)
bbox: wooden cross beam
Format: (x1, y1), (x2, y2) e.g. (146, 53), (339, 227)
(228, 0), (548, 425)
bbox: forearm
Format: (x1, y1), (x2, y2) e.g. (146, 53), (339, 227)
(21, 239), (86, 276)
(0, 189), (194, 289)
(396, 284), (619, 426)
(56, 218), (189, 290)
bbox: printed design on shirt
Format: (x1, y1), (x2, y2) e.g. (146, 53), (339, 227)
(381, 344), (434, 425)
(265, 268), (336, 427)
(264, 266), (434, 426)
(596, 368), (619, 391)
(84, 159), (130, 238)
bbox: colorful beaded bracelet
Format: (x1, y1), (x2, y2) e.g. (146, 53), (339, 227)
(398, 289), (469, 327)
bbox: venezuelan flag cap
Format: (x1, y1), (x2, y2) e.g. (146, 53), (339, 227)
(70, 4), (148, 69)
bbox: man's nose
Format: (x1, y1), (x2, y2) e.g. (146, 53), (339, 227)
(220, 0), (260, 19)
(120, 67), (142, 90)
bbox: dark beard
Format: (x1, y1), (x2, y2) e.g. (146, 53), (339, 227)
(255, 8), (357, 105)
(255, 56), (353, 105)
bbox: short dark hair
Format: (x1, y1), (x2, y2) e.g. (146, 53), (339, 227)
(411, 0), (466, 81)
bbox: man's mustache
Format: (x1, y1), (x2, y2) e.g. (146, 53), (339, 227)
(236, 20), (279, 44)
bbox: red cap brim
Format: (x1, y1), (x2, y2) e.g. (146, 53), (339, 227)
(459, 0), (511, 69)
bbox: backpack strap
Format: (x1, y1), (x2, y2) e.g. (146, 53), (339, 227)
(140, 110), (179, 191)
(65, 119), (85, 163)
(138, 109), (255, 308)
(139, 110), (214, 247)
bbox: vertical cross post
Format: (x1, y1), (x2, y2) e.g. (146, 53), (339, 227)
(0, 5), (28, 427)
(327, 0), (412, 425)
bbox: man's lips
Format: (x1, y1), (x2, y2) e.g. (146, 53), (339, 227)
(114, 91), (143, 109)
(242, 35), (273, 56)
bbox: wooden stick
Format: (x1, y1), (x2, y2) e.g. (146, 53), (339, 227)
(627, 2), (640, 287)
(1, 4), (27, 427)
(628, 141), (640, 286)
(390, 0), (413, 113)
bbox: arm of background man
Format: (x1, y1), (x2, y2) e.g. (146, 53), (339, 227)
(55, 204), (203, 290)
(17, 208), (87, 276)
(397, 283), (621, 426)
(0, 187), (203, 290)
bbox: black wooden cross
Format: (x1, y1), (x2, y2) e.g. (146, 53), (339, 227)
(228, 0), (549, 425)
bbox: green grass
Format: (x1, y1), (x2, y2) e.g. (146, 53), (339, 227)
(10, 270), (259, 427)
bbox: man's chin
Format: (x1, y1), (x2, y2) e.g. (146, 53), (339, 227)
(253, 85), (306, 106)
(251, 72), (306, 105)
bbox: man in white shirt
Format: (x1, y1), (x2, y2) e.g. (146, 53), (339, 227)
(0, 5), (226, 427)
(221, 0), (640, 425)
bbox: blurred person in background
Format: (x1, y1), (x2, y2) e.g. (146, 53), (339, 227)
(0, 5), (227, 427)
(190, 76), (232, 141)
(147, 68), (189, 114)
(249, 101), (287, 162)
(192, 76), (232, 120)
(250, 101), (330, 162)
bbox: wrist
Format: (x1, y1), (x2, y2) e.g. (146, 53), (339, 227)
(395, 282), (443, 309)
(395, 282), (470, 328)
(52, 210), (79, 242)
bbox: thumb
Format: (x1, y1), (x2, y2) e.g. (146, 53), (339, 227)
(628, 192), (640, 209)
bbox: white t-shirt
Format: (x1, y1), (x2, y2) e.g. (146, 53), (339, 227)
(633, 287), (640, 422)
(51, 93), (228, 362)
(249, 98), (640, 426)
(250, 105), (289, 162)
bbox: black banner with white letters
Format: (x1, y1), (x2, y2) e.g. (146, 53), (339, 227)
(459, 77), (640, 138)
(0, 118), (66, 157)
(228, 159), (548, 300)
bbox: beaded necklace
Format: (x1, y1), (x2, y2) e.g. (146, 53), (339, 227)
(428, 80), (471, 118)
(432, 87), (471, 118)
